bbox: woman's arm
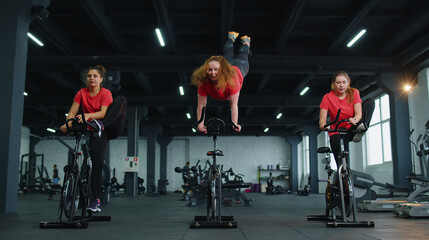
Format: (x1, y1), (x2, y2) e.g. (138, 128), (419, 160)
(229, 91), (241, 132)
(319, 108), (328, 130)
(350, 102), (362, 125)
(81, 105), (109, 121)
(197, 93), (207, 133)
(60, 102), (80, 133)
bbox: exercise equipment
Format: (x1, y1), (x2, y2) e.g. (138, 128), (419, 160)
(307, 109), (374, 227)
(40, 117), (111, 229)
(392, 121), (429, 217)
(359, 126), (429, 213)
(190, 107), (238, 228)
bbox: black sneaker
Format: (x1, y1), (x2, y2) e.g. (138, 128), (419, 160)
(87, 199), (101, 213)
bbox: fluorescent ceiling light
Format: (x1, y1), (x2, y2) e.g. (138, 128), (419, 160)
(264, 127), (269, 133)
(23, 91), (28, 96)
(47, 128), (56, 133)
(276, 113), (282, 119)
(300, 87), (309, 96)
(192, 128), (196, 133)
(27, 32), (44, 46)
(186, 113), (191, 119)
(347, 29), (366, 47)
(179, 86), (184, 95)
(155, 28), (165, 47)
(65, 113), (68, 117)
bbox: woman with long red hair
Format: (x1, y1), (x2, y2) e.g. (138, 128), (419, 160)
(191, 31), (251, 133)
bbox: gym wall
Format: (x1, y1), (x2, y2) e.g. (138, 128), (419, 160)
(33, 135), (291, 192)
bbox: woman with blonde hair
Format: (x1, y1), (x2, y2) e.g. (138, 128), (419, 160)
(319, 70), (374, 167)
(191, 31), (251, 133)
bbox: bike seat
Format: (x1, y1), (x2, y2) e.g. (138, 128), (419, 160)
(207, 150), (224, 156)
(317, 147), (331, 153)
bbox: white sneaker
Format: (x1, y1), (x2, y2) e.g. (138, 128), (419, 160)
(352, 123), (366, 142)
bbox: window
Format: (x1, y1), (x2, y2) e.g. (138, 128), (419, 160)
(365, 94), (392, 165)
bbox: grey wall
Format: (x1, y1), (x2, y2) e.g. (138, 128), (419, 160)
(32, 135), (290, 192)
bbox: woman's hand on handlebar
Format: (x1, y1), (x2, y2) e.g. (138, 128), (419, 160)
(198, 123), (207, 134)
(233, 123), (241, 132)
(60, 124), (68, 133)
(348, 117), (358, 125)
(319, 123), (328, 131)
(75, 114), (87, 123)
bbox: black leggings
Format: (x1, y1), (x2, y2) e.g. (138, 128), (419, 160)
(330, 98), (375, 167)
(223, 39), (250, 78)
(90, 96), (127, 199)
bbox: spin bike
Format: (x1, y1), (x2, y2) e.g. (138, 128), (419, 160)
(190, 107), (238, 228)
(40, 117), (111, 229)
(307, 109), (374, 228)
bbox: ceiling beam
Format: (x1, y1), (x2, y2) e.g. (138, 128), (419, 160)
(45, 72), (76, 91)
(274, 0), (306, 52)
(32, 19), (75, 55)
(395, 31), (429, 67)
(78, 0), (127, 53)
(377, 1), (429, 56)
(133, 72), (153, 94)
(220, 0), (235, 49)
(256, 73), (271, 93)
(27, 55), (395, 74)
(33, 95), (320, 108)
(325, 0), (378, 54)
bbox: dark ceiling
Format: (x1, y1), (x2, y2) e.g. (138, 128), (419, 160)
(24, 0), (429, 137)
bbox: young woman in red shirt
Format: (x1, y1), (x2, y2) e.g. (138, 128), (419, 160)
(191, 31), (251, 133)
(60, 65), (126, 213)
(319, 70), (375, 167)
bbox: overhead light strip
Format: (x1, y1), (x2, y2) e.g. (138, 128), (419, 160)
(347, 29), (366, 47)
(155, 28), (165, 47)
(27, 32), (44, 46)
(300, 87), (309, 96)
(179, 86), (184, 95)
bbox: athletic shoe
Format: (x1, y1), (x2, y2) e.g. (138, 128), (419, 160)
(91, 119), (104, 138)
(87, 199), (101, 213)
(352, 123), (366, 142)
(228, 31), (239, 42)
(240, 35), (251, 45)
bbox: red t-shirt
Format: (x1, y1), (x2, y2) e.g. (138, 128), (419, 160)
(73, 88), (113, 120)
(319, 89), (362, 136)
(197, 66), (244, 100)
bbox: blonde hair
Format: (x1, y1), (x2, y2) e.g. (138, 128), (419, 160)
(191, 56), (236, 90)
(331, 70), (356, 104)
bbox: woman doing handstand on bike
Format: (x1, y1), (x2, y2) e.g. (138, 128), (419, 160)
(319, 70), (375, 167)
(60, 65), (126, 213)
(191, 31), (250, 133)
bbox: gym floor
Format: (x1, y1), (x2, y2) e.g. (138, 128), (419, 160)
(0, 192), (428, 240)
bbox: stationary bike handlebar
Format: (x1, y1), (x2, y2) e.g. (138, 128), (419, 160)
(192, 107), (238, 133)
(323, 109), (350, 133)
(65, 116), (100, 134)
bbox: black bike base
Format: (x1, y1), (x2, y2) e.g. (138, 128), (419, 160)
(39, 221), (88, 229)
(326, 220), (374, 228)
(307, 215), (333, 221)
(73, 215), (112, 222)
(190, 216), (237, 228)
(308, 215), (374, 228)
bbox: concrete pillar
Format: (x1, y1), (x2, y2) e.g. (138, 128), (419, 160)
(142, 125), (162, 193)
(377, 72), (412, 187)
(301, 125), (320, 193)
(0, 0), (49, 213)
(125, 106), (146, 196)
(285, 135), (302, 192)
(157, 136), (172, 194)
